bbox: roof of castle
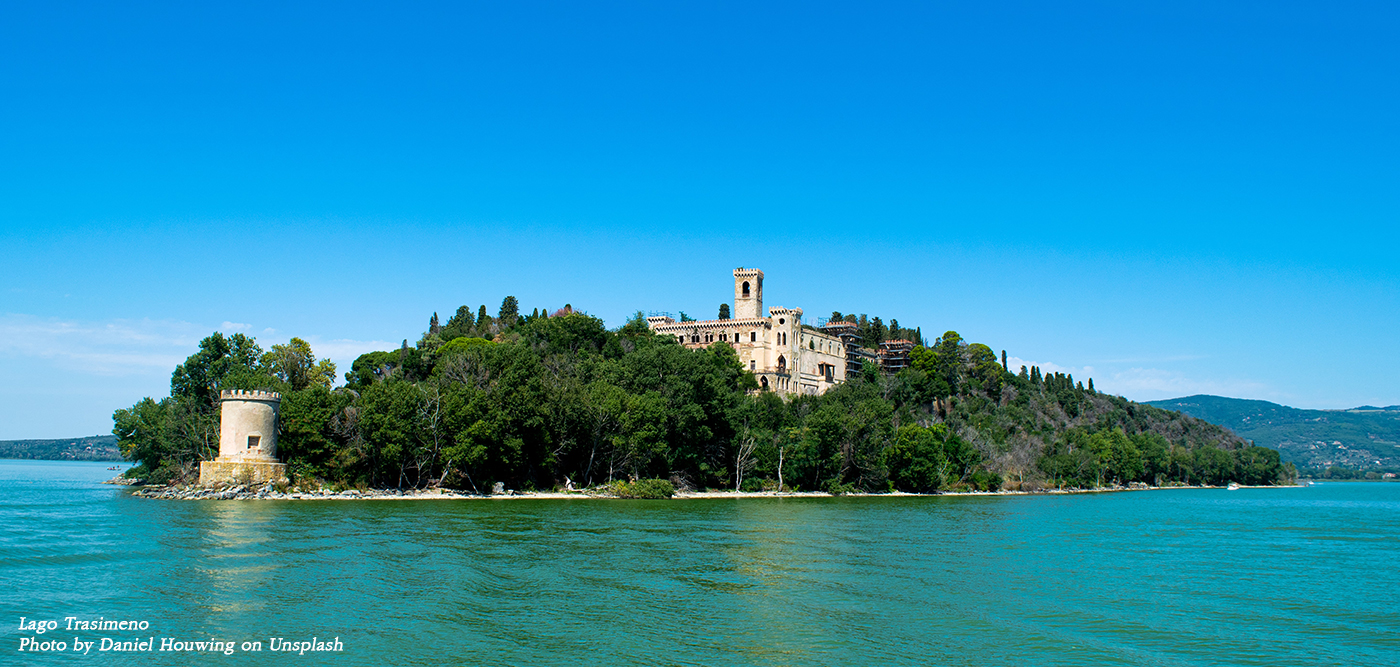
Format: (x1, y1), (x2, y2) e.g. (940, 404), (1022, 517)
(650, 317), (772, 332)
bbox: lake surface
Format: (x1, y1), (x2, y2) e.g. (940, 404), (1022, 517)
(2, 459), (1397, 666)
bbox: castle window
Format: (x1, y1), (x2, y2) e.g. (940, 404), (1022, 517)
(742, 281), (750, 297)
(750, 332), (756, 342)
(750, 360), (756, 370)
(777, 355), (786, 372)
(247, 435), (260, 450)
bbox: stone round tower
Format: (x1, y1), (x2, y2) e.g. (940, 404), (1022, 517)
(199, 389), (288, 486)
(218, 390), (280, 461)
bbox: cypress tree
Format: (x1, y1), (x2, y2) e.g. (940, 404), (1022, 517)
(499, 296), (519, 325)
(1001, 350), (1008, 372)
(429, 312), (440, 335)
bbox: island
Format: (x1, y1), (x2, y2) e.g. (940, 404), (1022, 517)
(113, 267), (1294, 498)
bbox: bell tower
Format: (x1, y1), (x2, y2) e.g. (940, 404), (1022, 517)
(734, 268), (764, 319)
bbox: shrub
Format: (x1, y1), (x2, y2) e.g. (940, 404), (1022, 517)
(822, 479), (856, 496)
(969, 470), (1003, 491)
(611, 478), (675, 499)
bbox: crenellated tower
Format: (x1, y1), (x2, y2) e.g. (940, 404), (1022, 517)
(199, 389), (288, 486)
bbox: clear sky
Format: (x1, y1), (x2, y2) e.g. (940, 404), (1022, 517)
(1, 1), (1396, 439)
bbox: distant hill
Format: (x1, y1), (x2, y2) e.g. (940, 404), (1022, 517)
(1145, 395), (1400, 472)
(0, 435), (123, 461)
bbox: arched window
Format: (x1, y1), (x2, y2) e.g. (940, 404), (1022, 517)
(777, 355), (786, 372)
(742, 281), (750, 297)
(760, 376), (769, 390)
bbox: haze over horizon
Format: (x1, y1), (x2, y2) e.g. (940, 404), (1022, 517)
(2, 1), (1397, 439)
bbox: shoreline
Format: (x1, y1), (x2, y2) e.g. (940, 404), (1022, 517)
(120, 479), (1298, 502)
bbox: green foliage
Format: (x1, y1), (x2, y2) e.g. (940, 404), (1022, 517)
(718, 303), (730, 320)
(114, 314), (1289, 494)
(170, 332), (270, 404)
(884, 424), (948, 492)
(498, 296), (520, 328)
(262, 337), (336, 391)
(609, 478), (676, 499)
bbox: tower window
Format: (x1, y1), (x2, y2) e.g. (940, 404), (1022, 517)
(750, 360), (756, 370)
(750, 332), (757, 342)
(742, 281), (750, 297)
(247, 435), (260, 450)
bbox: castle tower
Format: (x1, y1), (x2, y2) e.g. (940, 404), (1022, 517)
(218, 390), (280, 462)
(199, 390), (287, 486)
(734, 267), (764, 319)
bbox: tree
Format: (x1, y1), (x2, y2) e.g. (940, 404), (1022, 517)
(262, 337), (337, 391)
(429, 312), (441, 335)
(499, 296), (520, 328)
(718, 303), (731, 320)
(170, 332), (267, 405)
(441, 305), (476, 340)
(885, 424), (948, 492)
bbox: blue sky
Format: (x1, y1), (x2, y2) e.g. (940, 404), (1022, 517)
(1, 1), (1396, 439)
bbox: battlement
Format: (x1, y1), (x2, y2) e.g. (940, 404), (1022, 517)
(733, 267), (764, 278)
(219, 389), (282, 402)
(769, 307), (803, 319)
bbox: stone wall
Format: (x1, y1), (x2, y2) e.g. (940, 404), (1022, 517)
(198, 460), (288, 485)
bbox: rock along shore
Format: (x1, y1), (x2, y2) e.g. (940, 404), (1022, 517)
(124, 480), (1290, 501)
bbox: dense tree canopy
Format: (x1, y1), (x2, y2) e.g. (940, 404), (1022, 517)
(115, 302), (1294, 491)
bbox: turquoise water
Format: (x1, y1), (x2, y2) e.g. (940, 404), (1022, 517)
(2, 460), (1397, 666)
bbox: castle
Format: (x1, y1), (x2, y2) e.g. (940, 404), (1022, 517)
(198, 390), (288, 486)
(646, 268), (851, 396)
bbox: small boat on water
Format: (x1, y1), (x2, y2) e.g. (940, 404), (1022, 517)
(1227, 482), (1241, 490)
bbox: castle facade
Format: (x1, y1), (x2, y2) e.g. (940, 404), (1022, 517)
(647, 268), (848, 396)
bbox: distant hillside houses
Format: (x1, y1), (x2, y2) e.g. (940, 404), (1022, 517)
(646, 267), (915, 396)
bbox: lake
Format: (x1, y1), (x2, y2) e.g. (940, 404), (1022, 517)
(2, 459), (1396, 665)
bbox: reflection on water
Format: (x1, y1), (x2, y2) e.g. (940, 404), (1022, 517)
(3, 460), (1399, 666)
(196, 501), (280, 615)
